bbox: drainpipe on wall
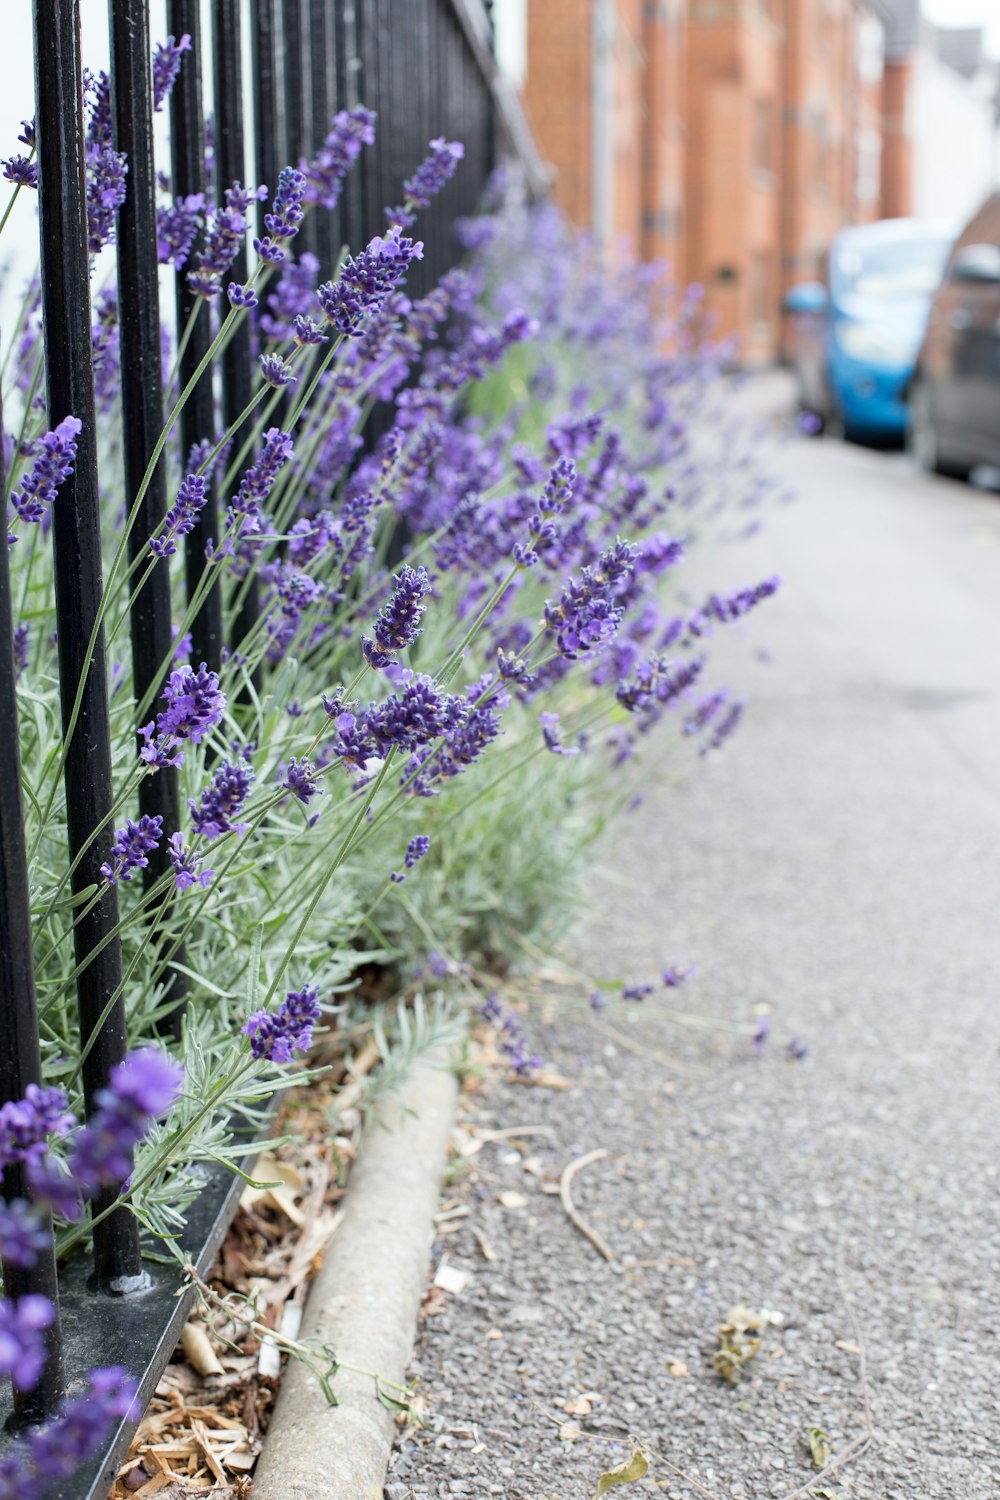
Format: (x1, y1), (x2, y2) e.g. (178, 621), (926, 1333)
(592, 0), (614, 255)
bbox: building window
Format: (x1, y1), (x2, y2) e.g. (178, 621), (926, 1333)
(857, 13), (884, 85)
(753, 99), (773, 174)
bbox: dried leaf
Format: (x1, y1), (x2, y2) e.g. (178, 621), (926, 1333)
(180, 1323), (224, 1378)
(808, 1426), (831, 1470)
(592, 1445), (650, 1496)
(667, 1359), (689, 1378)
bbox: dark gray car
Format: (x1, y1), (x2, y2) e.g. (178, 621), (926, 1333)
(909, 194), (1000, 478)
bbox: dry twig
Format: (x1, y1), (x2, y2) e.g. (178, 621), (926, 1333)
(559, 1149), (614, 1262)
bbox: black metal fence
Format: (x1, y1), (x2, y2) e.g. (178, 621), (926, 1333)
(0, 2), (542, 1492)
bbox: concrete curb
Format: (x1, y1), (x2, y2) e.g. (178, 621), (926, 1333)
(251, 1051), (459, 1500)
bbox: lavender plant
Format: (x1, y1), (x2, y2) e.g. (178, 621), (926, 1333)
(1, 31), (782, 1451)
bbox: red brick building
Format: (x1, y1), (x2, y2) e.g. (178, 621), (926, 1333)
(520, 0), (919, 363)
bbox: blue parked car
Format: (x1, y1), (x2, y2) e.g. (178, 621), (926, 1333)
(784, 218), (956, 442)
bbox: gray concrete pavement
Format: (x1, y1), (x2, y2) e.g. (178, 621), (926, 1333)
(388, 429), (1000, 1500)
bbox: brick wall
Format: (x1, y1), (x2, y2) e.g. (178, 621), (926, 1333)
(522, 0), (914, 364)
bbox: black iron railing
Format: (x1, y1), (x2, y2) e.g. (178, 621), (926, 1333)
(0, 2), (542, 1493)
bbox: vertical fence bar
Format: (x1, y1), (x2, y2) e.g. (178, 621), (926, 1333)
(0, 393), (65, 1423)
(252, 0), (283, 240)
(110, 0), (188, 1036)
(282, 0), (313, 255)
(310, 0), (334, 276)
(168, 0), (223, 672)
(32, 0), (143, 1292)
(213, 0), (261, 679)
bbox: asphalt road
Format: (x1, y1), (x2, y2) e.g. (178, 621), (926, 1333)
(390, 424), (1000, 1500)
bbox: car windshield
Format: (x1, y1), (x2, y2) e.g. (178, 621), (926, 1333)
(832, 235), (952, 300)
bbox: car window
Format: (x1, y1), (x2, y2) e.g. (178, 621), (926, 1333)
(832, 235), (952, 300)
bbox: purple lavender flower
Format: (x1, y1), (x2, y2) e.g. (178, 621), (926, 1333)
(0, 1086), (74, 1171)
(253, 165), (307, 265)
(243, 985), (321, 1064)
(85, 139), (128, 253)
(699, 576), (781, 627)
(478, 995), (541, 1076)
(0, 1367), (138, 1496)
(189, 756), (255, 838)
(152, 33), (191, 112)
(188, 181), (266, 297)
(701, 699), (745, 754)
(543, 545), (637, 660)
(316, 226), (424, 338)
(13, 623), (29, 677)
(227, 281), (258, 310)
(227, 428), (294, 531)
(538, 711), (580, 757)
(280, 758), (320, 805)
(0, 1296), (55, 1391)
(622, 982), (654, 1002)
(405, 834), (430, 868)
(0, 1200), (50, 1269)
(167, 832), (213, 891)
(69, 1049), (183, 1196)
(362, 564), (430, 668)
(293, 314), (328, 346)
(140, 663), (227, 768)
(786, 1035), (808, 1062)
(386, 137), (464, 227)
(616, 654), (704, 717)
(156, 192), (205, 268)
(10, 416), (82, 525)
(100, 814), (163, 885)
(259, 352), (297, 388)
(683, 690), (728, 737)
(662, 965), (693, 988)
(150, 469), (209, 558)
(752, 1015), (771, 1055)
(303, 105), (376, 209)
(2, 156), (37, 189)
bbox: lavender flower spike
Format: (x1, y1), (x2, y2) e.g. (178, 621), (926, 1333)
(152, 33), (191, 112)
(68, 1049), (183, 1196)
(387, 137), (464, 227)
(0, 1367), (138, 1497)
(0, 1199), (51, 1268)
(243, 986), (321, 1064)
(100, 814), (163, 885)
(303, 105), (376, 210)
(317, 225), (424, 337)
(0, 1296), (56, 1391)
(362, 564), (431, 668)
(10, 416), (82, 526)
(189, 756), (255, 839)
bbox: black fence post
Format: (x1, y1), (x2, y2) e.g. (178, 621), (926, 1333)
(213, 0), (261, 680)
(109, 0), (188, 1037)
(310, 0), (335, 276)
(282, 0), (313, 255)
(251, 0), (283, 242)
(168, 0), (223, 673)
(32, 0), (144, 1293)
(0, 389), (65, 1423)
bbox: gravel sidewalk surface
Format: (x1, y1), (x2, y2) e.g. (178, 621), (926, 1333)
(387, 434), (1000, 1500)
